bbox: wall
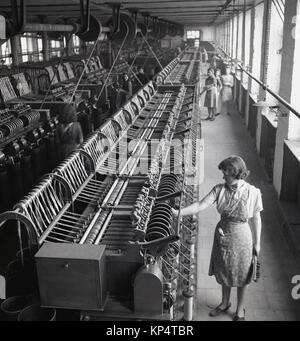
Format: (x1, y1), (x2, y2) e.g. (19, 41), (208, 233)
(161, 35), (183, 49)
(274, 0), (300, 195)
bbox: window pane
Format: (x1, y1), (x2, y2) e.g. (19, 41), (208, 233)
(250, 2), (264, 98)
(266, 0), (284, 98)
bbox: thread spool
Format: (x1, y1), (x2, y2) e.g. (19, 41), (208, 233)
(186, 236), (196, 259)
(183, 288), (194, 321)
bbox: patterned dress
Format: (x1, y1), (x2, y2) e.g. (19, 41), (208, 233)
(201, 180), (263, 287)
(204, 76), (218, 109)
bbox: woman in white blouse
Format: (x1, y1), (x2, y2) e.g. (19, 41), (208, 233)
(173, 156), (263, 321)
(220, 65), (234, 115)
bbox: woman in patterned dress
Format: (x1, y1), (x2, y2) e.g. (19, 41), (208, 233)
(172, 156), (263, 321)
(203, 68), (218, 121)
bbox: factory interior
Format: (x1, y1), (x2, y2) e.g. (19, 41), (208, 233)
(0, 0), (300, 322)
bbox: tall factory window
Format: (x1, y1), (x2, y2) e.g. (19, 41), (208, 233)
(0, 39), (12, 65)
(286, 0), (300, 136)
(249, 1), (264, 99)
(21, 33), (39, 62)
(50, 40), (63, 58)
(73, 35), (80, 54)
(37, 36), (43, 61)
(228, 17), (233, 56)
(186, 30), (200, 47)
(236, 11), (244, 74)
(187, 30), (200, 39)
(265, 0), (284, 99)
(228, 19), (233, 55)
(242, 9), (252, 88)
(232, 15), (237, 59)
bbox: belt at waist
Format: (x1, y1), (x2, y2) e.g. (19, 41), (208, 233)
(220, 217), (248, 224)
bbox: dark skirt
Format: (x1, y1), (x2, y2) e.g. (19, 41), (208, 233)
(209, 220), (253, 287)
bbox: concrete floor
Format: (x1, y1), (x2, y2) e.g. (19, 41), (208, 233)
(194, 66), (300, 321)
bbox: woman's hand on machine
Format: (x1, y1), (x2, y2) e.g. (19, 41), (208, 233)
(172, 208), (179, 217)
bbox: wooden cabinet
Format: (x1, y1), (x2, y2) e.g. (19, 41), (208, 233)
(35, 243), (107, 311)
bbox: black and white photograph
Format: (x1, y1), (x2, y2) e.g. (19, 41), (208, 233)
(0, 0), (300, 325)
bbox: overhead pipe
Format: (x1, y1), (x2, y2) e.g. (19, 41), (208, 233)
(5, 0), (172, 43)
(22, 23), (79, 33)
(5, 0), (87, 36)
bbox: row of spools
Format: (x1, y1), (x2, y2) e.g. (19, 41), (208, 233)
(0, 108), (97, 213)
(0, 134), (58, 213)
(145, 173), (181, 243)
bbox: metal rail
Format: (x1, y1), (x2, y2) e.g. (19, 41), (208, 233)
(217, 45), (300, 120)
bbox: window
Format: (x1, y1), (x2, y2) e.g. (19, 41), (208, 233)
(237, 11), (243, 64)
(266, 0), (284, 100)
(230, 18), (234, 56)
(20, 33), (41, 62)
(187, 30), (200, 39)
(73, 35), (80, 55)
(250, 2), (264, 99)
(37, 37), (43, 61)
(242, 10), (252, 88)
(50, 40), (63, 58)
(0, 39), (12, 65)
(232, 15), (238, 59)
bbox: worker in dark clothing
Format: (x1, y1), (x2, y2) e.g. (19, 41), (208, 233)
(116, 73), (133, 109)
(55, 104), (84, 161)
(136, 67), (149, 86)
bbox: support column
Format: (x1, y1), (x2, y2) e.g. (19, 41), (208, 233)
(80, 39), (87, 55)
(11, 36), (20, 66)
(42, 31), (49, 61)
(274, 0), (300, 195)
(65, 33), (73, 57)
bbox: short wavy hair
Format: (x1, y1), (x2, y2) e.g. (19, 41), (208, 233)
(218, 156), (250, 180)
(59, 104), (77, 124)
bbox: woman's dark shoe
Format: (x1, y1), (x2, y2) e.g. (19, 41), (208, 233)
(209, 303), (231, 317)
(215, 113), (220, 117)
(233, 309), (246, 321)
